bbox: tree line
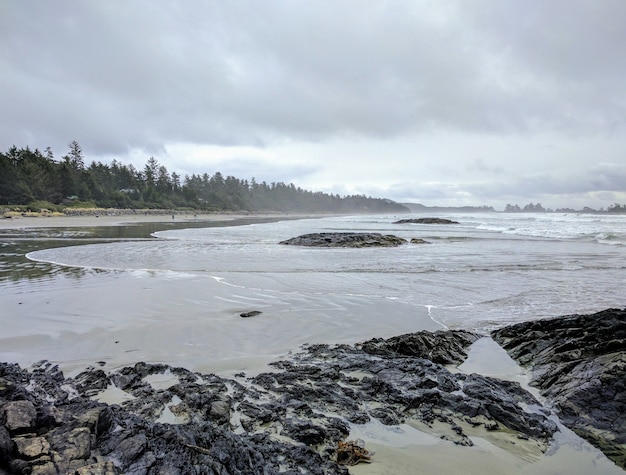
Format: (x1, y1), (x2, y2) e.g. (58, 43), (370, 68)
(0, 142), (408, 213)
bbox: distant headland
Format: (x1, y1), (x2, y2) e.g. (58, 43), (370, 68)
(402, 202), (626, 214)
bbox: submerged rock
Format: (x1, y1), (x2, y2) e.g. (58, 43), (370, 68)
(279, 232), (407, 248)
(492, 308), (626, 469)
(394, 218), (459, 224)
(0, 330), (559, 474)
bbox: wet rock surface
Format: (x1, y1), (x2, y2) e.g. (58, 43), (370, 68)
(394, 218), (459, 224)
(279, 232), (407, 247)
(492, 308), (626, 469)
(0, 330), (558, 474)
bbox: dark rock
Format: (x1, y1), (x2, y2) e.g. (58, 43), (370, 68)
(0, 425), (13, 459)
(492, 308), (626, 469)
(394, 218), (459, 224)
(410, 238), (430, 244)
(208, 399), (231, 424)
(285, 419), (329, 446)
(240, 310), (262, 318)
(279, 232), (407, 248)
(109, 433), (147, 468)
(8, 459), (30, 474)
(0, 377), (15, 397)
(48, 426), (92, 461)
(74, 368), (110, 397)
(360, 330), (480, 365)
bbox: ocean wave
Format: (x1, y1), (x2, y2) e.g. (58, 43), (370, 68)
(592, 232), (626, 245)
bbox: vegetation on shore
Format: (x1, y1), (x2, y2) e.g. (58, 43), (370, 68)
(0, 143), (407, 214)
(504, 202), (626, 214)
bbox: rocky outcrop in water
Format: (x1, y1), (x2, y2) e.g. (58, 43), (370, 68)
(492, 308), (626, 469)
(279, 232), (407, 247)
(0, 330), (558, 474)
(394, 218), (459, 224)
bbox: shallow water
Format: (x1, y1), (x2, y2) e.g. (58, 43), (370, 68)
(2, 213), (625, 372)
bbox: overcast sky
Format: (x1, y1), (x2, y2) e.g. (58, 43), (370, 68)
(2, 1), (625, 210)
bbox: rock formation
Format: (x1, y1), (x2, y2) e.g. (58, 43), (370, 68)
(394, 218), (459, 224)
(492, 308), (626, 469)
(279, 232), (407, 247)
(0, 330), (558, 474)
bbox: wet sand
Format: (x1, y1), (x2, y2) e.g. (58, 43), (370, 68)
(0, 211), (304, 230)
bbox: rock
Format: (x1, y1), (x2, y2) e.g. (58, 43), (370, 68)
(394, 218), (459, 224)
(492, 308), (626, 469)
(0, 377), (15, 397)
(279, 232), (407, 248)
(75, 406), (113, 437)
(410, 238), (430, 244)
(109, 433), (147, 467)
(360, 330), (480, 365)
(1, 400), (37, 433)
(74, 369), (110, 396)
(13, 435), (50, 459)
(74, 461), (119, 475)
(8, 458), (30, 474)
(0, 425), (13, 459)
(209, 399), (231, 423)
(240, 310), (262, 318)
(49, 426), (92, 461)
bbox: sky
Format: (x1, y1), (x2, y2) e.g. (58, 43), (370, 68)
(1, 1), (625, 211)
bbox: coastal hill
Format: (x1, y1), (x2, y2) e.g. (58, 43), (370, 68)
(401, 203), (495, 213)
(403, 202), (626, 214)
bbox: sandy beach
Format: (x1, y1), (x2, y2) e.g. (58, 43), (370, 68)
(0, 210), (305, 230)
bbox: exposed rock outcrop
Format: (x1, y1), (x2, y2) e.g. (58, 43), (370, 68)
(0, 330), (559, 474)
(492, 308), (626, 469)
(279, 232), (407, 247)
(394, 218), (459, 224)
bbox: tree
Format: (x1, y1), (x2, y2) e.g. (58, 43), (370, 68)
(67, 140), (84, 170)
(143, 157), (159, 189)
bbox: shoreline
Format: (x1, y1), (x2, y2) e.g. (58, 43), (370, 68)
(0, 332), (622, 474)
(0, 210), (328, 231)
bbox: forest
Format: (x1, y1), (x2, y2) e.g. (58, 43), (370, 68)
(0, 142), (408, 214)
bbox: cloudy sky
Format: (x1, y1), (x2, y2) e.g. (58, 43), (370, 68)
(2, 1), (625, 210)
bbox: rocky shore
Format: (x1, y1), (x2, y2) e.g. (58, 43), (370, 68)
(0, 330), (561, 474)
(2, 309), (625, 474)
(393, 218), (459, 225)
(492, 308), (626, 469)
(279, 233), (407, 248)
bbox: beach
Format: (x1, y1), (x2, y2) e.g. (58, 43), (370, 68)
(0, 210), (301, 230)
(1, 212), (624, 474)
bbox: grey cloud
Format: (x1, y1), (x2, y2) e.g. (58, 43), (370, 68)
(460, 162), (626, 206)
(3, 0), (625, 158)
(164, 156), (320, 185)
(2, 0), (625, 210)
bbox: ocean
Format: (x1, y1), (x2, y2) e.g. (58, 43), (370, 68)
(1, 212), (625, 372)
